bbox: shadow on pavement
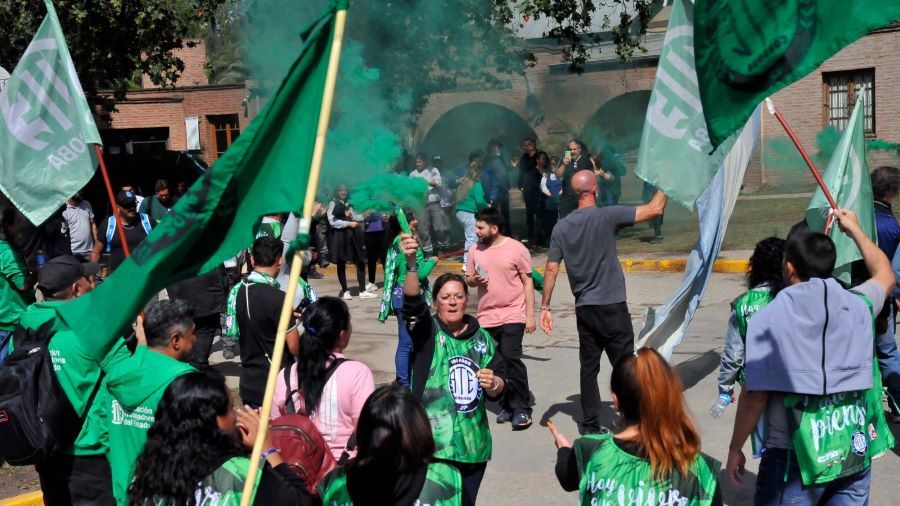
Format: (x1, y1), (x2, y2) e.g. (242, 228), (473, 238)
(538, 395), (618, 433)
(674, 350), (721, 391)
(719, 467), (757, 505)
(889, 422), (900, 458)
(214, 360), (242, 378)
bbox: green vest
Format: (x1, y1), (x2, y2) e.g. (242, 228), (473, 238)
(732, 286), (774, 456)
(784, 292), (895, 486)
(318, 462), (463, 505)
(732, 286), (775, 339)
(418, 320), (495, 463)
(573, 433), (720, 506)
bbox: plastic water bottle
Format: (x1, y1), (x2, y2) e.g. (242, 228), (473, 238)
(35, 249), (46, 270)
(709, 392), (731, 419)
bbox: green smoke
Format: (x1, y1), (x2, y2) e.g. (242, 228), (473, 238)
(764, 125), (900, 192)
(320, 41), (406, 185)
(348, 175), (428, 213)
(867, 139), (900, 155)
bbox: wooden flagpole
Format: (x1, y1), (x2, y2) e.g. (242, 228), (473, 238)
(94, 144), (132, 257)
(764, 98), (839, 211)
(239, 5), (348, 504)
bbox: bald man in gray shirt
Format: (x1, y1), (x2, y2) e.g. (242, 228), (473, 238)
(540, 170), (667, 433)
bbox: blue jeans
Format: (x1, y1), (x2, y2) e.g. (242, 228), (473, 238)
(393, 287), (413, 387)
(456, 211), (476, 268)
(876, 304), (900, 404)
(755, 448), (871, 505)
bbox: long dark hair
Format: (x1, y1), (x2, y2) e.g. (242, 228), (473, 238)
(295, 297), (351, 415)
(747, 237), (787, 296)
(346, 385), (434, 475)
(128, 372), (241, 506)
(610, 348), (700, 480)
(388, 210), (416, 238)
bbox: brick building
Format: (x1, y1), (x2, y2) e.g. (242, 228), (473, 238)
(415, 13), (900, 196)
(100, 40), (257, 165)
(761, 25), (900, 191)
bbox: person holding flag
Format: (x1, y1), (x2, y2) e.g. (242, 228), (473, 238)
(727, 210), (895, 503)
(0, 2), (349, 505)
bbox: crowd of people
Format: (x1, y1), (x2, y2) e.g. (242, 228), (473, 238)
(1, 143), (899, 505)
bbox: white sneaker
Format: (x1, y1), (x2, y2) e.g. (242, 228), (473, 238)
(365, 282), (378, 292)
(341, 291), (353, 300)
(358, 291), (377, 299)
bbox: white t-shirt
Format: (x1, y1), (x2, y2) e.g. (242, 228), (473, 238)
(62, 201), (94, 255)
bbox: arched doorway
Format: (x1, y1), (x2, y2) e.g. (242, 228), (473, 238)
(582, 90), (652, 155)
(581, 91), (652, 203)
(419, 102), (538, 171)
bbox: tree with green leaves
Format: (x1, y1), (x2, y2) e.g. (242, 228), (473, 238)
(205, 0), (654, 114)
(0, 0), (223, 109)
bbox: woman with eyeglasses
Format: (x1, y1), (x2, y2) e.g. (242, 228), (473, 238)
(399, 233), (506, 506)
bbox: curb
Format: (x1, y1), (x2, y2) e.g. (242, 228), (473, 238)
(433, 259), (749, 274)
(313, 258), (749, 276)
(0, 491), (42, 506)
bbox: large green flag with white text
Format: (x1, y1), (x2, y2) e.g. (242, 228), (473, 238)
(695, 0), (900, 149)
(806, 100), (875, 284)
(50, 0), (345, 350)
(635, 0), (739, 210)
(0, 0), (101, 225)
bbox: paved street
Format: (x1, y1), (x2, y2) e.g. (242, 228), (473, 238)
(204, 256), (900, 505)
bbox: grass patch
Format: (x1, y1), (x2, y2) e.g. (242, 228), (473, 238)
(612, 198), (807, 255)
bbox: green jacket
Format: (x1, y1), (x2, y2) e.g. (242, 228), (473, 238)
(19, 302), (126, 418)
(455, 181), (488, 214)
(100, 346), (195, 504)
(0, 239), (32, 330)
(72, 340), (130, 456)
(379, 235), (436, 321)
(137, 195), (171, 226)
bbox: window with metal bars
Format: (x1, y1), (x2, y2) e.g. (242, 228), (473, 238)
(208, 114), (241, 160)
(823, 69), (875, 135)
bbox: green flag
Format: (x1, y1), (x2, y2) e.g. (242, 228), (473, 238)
(806, 100), (875, 284)
(51, 0), (344, 351)
(694, 0), (900, 148)
(0, 0), (101, 225)
(635, 0), (739, 210)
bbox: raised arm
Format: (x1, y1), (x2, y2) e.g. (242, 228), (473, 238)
(634, 190), (667, 224)
(401, 234), (422, 297)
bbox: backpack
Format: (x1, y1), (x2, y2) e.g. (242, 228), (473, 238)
(0, 321), (82, 465)
(270, 358), (349, 496)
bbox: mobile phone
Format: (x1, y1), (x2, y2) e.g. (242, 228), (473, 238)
(564, 150), (572, 159)
(475, 263), (488, 281)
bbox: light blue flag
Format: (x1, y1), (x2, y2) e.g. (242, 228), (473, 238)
(0, 0), (101, 225)
(635, 0), (739, 210)
(636, 108), (761, 360)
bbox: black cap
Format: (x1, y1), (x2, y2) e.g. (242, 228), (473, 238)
(38, 255), (100, 294)
(115, 190), (137, 208)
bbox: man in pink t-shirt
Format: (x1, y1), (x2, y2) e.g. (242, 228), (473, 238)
(466, 207), (535, 430)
